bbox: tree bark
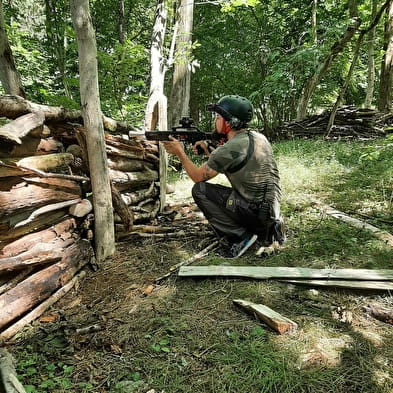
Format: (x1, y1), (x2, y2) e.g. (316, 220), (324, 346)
(0, 240), (76, 273)
(0, 3), (25, 98)
(70, 0), (115, 262)
(0, 217), (76, 257)
(0, 271), (86, 342)
(0, 112), (45, 147)
(0, 152), (74, 177)
(0, 239), (94, 330)
(378, 0), (393, 112)
(168, 0), (194, 128)
(365, 0), (378, 108)
(0, 177), (80, 218)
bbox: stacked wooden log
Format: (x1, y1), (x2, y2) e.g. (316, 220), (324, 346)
(276, 106), (393, 140)
(0, 95), (161, 341)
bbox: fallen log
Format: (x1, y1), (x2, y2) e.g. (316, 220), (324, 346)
(0, 236), (76, 273)
(0, 270), (86, 342)
(0, 217), (76, 257)
(0, 177), (81, 219)
(107, 156), (155, 172)
(323, 206), (393, 247)
(0, 112), (45, 143)
(233, 299), (298, 334)
(0, 269), (33, 295)
(0, 210), (69, 246)
(69, 199), (92, 217)
(0, 152), (74, 177)
(0, 94), (81, 122)
(109, 168), (159, 189)
(0, 239), (94, 330)
(0, 112), (46, 158)
(178, 266), (393, 280)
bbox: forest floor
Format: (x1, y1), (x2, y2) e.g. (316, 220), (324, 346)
(8, 138), (393, 393)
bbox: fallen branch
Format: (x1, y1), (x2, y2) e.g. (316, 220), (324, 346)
(0, 348), (27, 393)
(0, 271), (86, 342)
(309, 198), (393, 247)
(155, 240), (219, 283)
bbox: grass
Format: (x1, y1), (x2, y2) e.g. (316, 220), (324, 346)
(10, 136), (393, 393)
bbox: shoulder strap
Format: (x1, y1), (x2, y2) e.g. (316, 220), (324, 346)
(227, 131), (254, 174)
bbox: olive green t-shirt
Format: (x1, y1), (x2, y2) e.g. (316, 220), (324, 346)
(207, 130), (281, 218)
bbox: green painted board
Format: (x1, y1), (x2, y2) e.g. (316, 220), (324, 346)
(178, 266), (393, 281)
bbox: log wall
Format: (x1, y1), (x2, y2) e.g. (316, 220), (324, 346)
(0, 95), (161, 341)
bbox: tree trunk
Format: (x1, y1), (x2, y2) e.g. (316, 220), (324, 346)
(378, 0), (393, 112)
(0, 2), (25, 98)
(118, 0), (125, 44)
(325, 2), (389, 136)
(311, 0), (317, 45)
(296, 3), (361, 120)
(364, 0), (378, 108)
(145, 0), (168, 213)
(167, 0), (194, 128)
(70, 0), (115, 262)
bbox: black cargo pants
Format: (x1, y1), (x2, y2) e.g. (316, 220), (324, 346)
(192, 182), (269, 242)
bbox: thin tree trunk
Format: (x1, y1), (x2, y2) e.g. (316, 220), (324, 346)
(168, 0), (194, 128)
(296, 2), (360, 120)
(364, 0), (378, 108)
(0, 1), (25, 98)
(326, 0), (391, 136)
(70, 0), (115, 262)
(378, 0), (393, 112)
(118, 0), (125, 44)
(144, 0), (168, 213)
(311, 0), (317, 45)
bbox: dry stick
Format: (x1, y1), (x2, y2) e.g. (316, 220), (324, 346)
(307, 197), (393, 247)
(0, 348), (27, 393)
(0, 270), (86, 342)
(155, 240), (219, 283)
(0, 161), (89, 182)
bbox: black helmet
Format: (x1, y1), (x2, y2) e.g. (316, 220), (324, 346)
(206, 95), (253, 129)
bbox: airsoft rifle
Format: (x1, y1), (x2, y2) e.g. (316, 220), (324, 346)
(145, 117), (224, 154)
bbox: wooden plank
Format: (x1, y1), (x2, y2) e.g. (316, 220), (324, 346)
(233, 299), (297, 334)
(279, 279), (393, 290)
(178, 266), (393, 281)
